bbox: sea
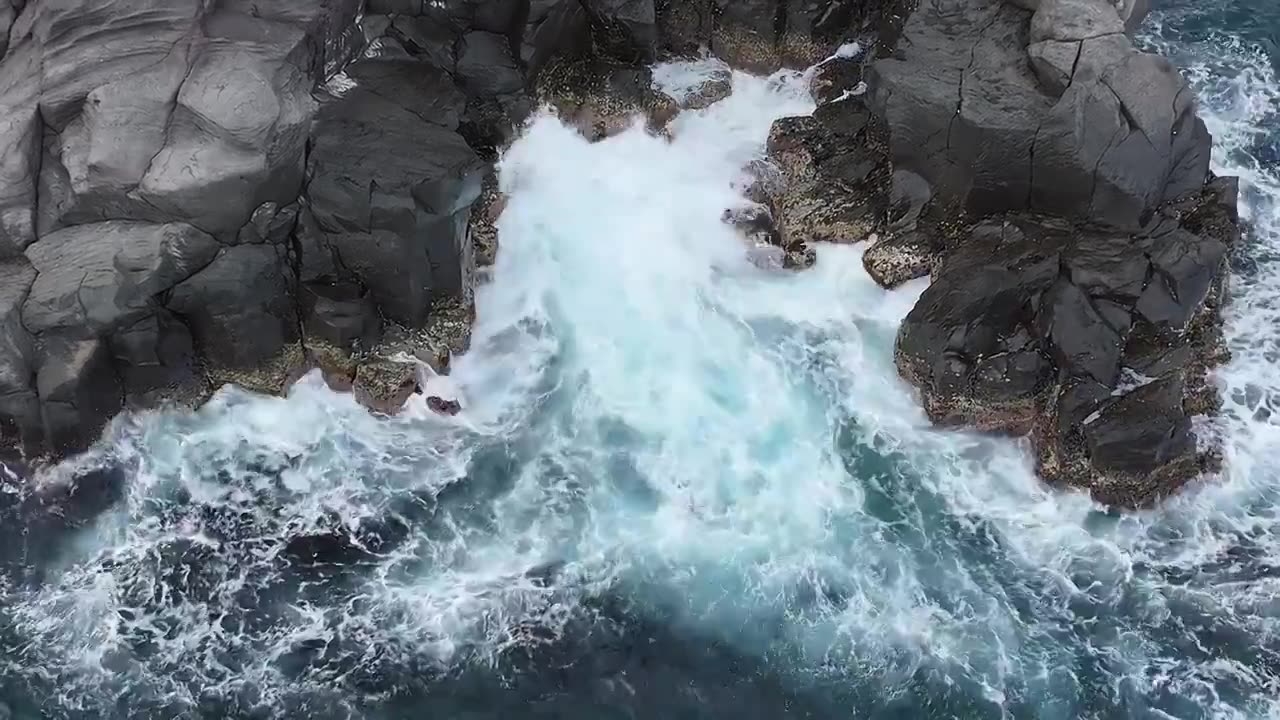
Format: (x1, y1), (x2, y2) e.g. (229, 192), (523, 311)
(0, 2), (1277, 718)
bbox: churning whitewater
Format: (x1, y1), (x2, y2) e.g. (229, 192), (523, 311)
(2, 27), (1280, 720)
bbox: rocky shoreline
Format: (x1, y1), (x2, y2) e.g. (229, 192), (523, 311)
(0, 0), (1239, 507)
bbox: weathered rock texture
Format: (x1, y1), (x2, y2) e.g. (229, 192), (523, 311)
(0, 0), (875, 458)
(758, 0), (1237, 505)
(0, 0), (366, 455)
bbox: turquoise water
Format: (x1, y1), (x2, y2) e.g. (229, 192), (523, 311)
(0, 9), (1278, 719)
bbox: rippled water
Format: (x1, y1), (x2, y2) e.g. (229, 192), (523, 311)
(1, 8), (1278, 719)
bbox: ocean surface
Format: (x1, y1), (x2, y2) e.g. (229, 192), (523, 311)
(1, 3), (1278, 718)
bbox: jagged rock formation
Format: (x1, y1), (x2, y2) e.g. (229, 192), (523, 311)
(758, 0), (1237, 506)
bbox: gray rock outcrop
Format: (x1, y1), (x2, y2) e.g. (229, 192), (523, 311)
(0, 0), (1239, 510)
(865, 0), (1206, 229)
(769, 0), (1237, 505)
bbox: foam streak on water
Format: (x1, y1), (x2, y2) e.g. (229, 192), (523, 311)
(0, 41), (1278, 720)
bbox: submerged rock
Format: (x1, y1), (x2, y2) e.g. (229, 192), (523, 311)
(669, 66), (733, 110)
(427, 396), (463, 416)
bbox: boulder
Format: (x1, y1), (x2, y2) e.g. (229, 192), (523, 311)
(896, 219), (1062, 430)
(869, 0), (1210, 229)
(522, 0), (591, 80)
(457, 31), (527, 97)
(23, 0), (369, 240)
(128, 34), (314, 235)
(893, 180), (1237, 504)
(762, 105), (886, 255)
(722, 204), (814, 270)
(36, 335), (122, 455)
(1039, 278), (1125, 386)
(862, 231), (935, 288)
(1135, 228), (1229, 335)
(352, 359), (419, 416)
(536, 61), (677, 142)
(45, 45), (195, 229)
(0, 261), (38, 449)
(1083, 376), (1191, 473)
(427, 396), (462, 416)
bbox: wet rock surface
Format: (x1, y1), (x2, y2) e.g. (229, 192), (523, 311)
(804, 0), (1236, 505)
(0, 0), (1241, 509)
(735, 0), (1235, 504)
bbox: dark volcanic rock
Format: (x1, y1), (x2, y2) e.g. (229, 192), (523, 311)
(427, 396), (463, 416)
(307, 56), (486, 328)
(35, 335), (122, 455)
(583, 0), (659, 63)
(21, 222), (219, 336)
(866, 0), (1210, 229)
(761, 103), (888, 260)
(536, 61), (678, 142)
(0, 261), (38, 452)
(522, 0), (592, 81)
(895, 218), (1062, 433)
(301, 280), (383, 352)
(894, 184), (1236, 505)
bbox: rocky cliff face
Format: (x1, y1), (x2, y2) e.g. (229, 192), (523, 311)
(0, 0), (864, 459)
